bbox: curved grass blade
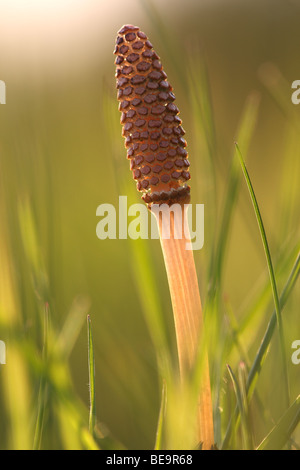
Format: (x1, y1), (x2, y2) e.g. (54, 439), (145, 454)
(227, 363), (253, 450)
(87, 315), (96, 437)
(57, 296), (91, 359)
(125, 182), (172, 380)
(246, 251), (300, 399)
(154, 380), (167, 450)
(235, 143), (290, 410)
(33, 302), (49, 450)
(257, 395), (300, 450)
(205, 93), (260, 445)
(208, 93), (260, 296)
(222, 250), (300, 449)
(234, 241), (300, 339)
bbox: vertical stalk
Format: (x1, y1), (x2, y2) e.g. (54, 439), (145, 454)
(154, 204), (214, 450)
(87, 315), (96, 437)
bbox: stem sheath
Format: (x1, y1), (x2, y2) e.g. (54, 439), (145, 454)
(155, 204), (214, 449)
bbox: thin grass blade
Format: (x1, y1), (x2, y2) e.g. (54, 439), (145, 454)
(33, 302), (49, 450)
(227, 363), (252, 450)
(57, 296), (91, 358)
(208, 92), (260, 294)
(235, 142), (290, 410)
(246, 251), (300, 398)
(87, 315), (96, 437)
(205, 93), (260, 445)
(154, 380), (167, 450)
(257, 395), (300, 450)
(222, 250), (300, 449)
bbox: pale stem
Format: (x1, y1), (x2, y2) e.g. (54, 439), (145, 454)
(154, 203), (214, 450)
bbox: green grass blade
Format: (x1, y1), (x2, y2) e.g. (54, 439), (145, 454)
(33, 302), (49, 450)
(205, 93), (260, 445)
(257, 395), (300, 450)
(125, 183), (172, 380)
(187, 51), (218, 253)
(234, 241), (300, 339)
(140, 0), (187, 90)
(208, 93), (260, 294)
(226, 366), (243, 433)
(238, 362), (254, 450)
(246, 251), (300, 398)
(222, 250), (300, 449)
(57, 296), (91, 358)
(227, 363), (253, 450)
(154, 380), (167, 450)
(87, 315), (96, 437)
(235, 142), (290, 410)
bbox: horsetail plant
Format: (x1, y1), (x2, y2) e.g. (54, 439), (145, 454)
(114, 24), (214, 449)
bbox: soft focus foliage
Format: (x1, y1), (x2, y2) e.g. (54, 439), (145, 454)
(0, 0), (299, 449)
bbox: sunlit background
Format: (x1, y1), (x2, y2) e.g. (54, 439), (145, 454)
(0, 0), (299, 450)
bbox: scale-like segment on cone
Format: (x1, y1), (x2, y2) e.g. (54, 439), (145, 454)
(114, 24), (191, 207)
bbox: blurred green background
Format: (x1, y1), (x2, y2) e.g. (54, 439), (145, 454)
(0, 0), (299, 450)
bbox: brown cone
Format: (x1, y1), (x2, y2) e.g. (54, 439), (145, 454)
(114, 25), (191, 207)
